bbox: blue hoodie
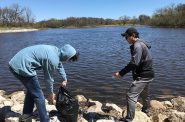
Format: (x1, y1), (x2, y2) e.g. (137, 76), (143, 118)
(9, 44), (76, 93)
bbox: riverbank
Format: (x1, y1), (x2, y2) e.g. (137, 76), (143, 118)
(0, 90), (185, 122)
(0, 27), (39, 33)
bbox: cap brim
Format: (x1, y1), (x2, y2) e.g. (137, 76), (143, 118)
(121, 33), (126, 37)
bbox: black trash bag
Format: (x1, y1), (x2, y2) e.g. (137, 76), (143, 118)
(56, 87), (79, 122)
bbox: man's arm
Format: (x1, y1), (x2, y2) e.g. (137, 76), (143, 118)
(57, 62), (68, 87)
(119, 45), (143, 76)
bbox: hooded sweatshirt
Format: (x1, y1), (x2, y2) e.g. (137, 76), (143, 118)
(119, 39), (154, 80)
(9, 44), (76, 93)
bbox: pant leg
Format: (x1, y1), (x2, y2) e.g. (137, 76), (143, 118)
(125, 81), (149, 122)
(9, 66), (35, 114)
(21, 76), (50, 122)
(23, 90), (34, 114)
(140, 83), (150, 113)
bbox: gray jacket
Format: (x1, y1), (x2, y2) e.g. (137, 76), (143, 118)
(119, 39), (154, 80)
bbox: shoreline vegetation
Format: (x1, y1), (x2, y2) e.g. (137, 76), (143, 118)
(0, 3), (185, 32)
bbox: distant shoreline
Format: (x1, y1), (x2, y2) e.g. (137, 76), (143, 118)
(0, 28), (39, 33)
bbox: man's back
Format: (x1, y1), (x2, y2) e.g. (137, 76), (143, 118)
(9, 45), (60, 77)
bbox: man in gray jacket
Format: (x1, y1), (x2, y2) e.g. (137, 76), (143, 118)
(9, 44), (79, 122)
(113, 28), (154, 122)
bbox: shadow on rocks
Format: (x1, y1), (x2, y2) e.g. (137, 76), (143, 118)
(49, 110), (66, 122)
(0, 106), (21, 122)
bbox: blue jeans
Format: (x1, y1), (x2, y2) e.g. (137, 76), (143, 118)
(9, 67), (50, 122)
(125, 79), (152, 122)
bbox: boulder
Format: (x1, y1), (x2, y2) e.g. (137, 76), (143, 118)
(168, 110), (185, 122)
(123, 110), (152, 122)
(162, 101), (173, 108)
(9, 91), (25, 104)
(150, 100), (166, 110)
(0, 90), (5, 96)
(5, 117), (19, 122)
(105, 103), (123, 115)
(87, 100), (103, 113)
(171, 96), (185, 112)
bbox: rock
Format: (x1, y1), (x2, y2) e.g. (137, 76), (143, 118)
(3, 100), (13, 106)
(0, 90), (5, 96)
(136, 102), (143, 111)
(123, 111), (152, 122)
(162, 101), (173, 108)
(0, 95), (6, 104)
(5, 117), (19, 122)
(171, 96), (185, 112)
(9, 91), (25, 104)
(76, 95), (87, 102)
(46, 104), (57, 112)
(87, 100), (103, 113)
(105, 103), (123, 115)
(11, 104), (23, 113)
(168, 110), (185, 122)
(150, 100), (166, 110)
(152, 113), (168, 122)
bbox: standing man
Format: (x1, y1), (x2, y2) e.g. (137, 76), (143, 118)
(9, 44), (79, 122)
(113, 27), (154, 122)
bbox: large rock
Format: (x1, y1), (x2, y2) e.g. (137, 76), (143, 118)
(123, 111), (152, 122)
(168, 110), (185, 122)
(162, 101), (173, 108)
(105, 103), (123, 115)
(3, 100), (13, 106)
(11, 104), (23, 113)
(0, 90), (5, 96)
(0, 95), (6, 104)
(9, 91), (25, 104)
(150, 100), (166, 110)
(5, 117), (19, 122)
(171, 96), (185, 112)
(151, 113), (168, 122)
(87, 100), (103, 113)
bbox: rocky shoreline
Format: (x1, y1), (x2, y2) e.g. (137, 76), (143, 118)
(0, 28), (39, 33)
(0, 90), (185, 122)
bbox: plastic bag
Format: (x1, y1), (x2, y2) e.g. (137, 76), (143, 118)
(56, 87), (79, 122)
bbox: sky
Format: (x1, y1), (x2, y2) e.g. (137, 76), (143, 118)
(0, 0), (185, 22)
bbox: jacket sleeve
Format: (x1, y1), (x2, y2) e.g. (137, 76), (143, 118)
(43, 60), (55, 93)
(119, 45), (142, 76)
(57, 62), (67, 81)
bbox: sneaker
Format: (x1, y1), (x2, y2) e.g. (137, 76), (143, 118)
(19, 114), (33, 122)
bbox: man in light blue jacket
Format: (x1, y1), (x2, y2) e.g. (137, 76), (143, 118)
(9, 44), (79, 122)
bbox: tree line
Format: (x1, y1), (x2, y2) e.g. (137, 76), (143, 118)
(0, 3), (185, 28)
(0, 4), (35, 27)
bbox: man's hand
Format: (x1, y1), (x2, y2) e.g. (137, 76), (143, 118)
(49, 93), (56, 105)
(61, 80), (67, 87)
(112, 72), (122, 79)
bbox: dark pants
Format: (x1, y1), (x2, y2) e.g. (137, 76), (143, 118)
(9, 67), (50, 122)
(125, 79), (152, 122)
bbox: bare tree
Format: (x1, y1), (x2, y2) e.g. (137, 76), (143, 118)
(119, 15), (130, 25)
(24, 7), (35, 24)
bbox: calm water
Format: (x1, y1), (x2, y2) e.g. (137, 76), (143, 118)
(0, 26), (185, 106)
